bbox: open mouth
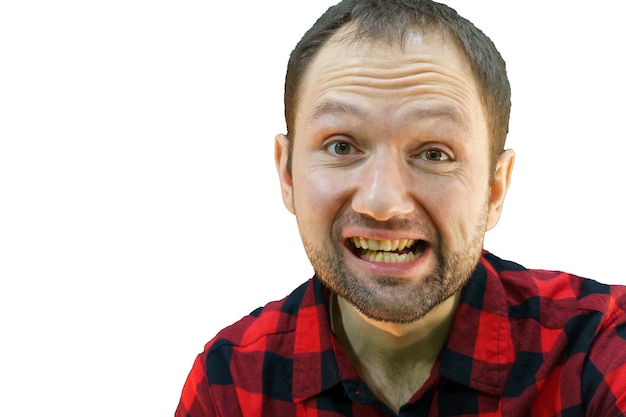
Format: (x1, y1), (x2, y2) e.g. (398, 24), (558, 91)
(348, 237), (427, 263)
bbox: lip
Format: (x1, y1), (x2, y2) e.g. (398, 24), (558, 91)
(342, 227), (425, 243)
(345, 243), (431, 277)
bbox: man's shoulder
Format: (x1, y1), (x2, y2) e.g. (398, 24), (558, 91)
(203, 279), (316, 353)
(481, 251), (626, 322)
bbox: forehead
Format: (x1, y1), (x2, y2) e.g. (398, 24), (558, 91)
(295, 26), (485, 133)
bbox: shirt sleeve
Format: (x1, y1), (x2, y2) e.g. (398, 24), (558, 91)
(175, 353), (218, 417)
(583, 291), (626, 416)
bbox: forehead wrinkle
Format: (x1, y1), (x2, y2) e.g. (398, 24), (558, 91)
(397, 105), (471, 134)
(309, 99), (367, 124)
(300, 34), (482, 136)
(308, 94), (472, 138)
(309, 58), (478, 113)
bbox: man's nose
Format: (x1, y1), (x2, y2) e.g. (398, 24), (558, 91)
(351, 154), (415, 221)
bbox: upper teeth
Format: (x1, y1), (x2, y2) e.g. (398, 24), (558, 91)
(351, 237), (414, 251)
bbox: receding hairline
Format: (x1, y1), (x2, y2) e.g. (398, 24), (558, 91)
(298, 23), (478, 131)
(317, 19), (457, 62)
(292, 20), (480, 125)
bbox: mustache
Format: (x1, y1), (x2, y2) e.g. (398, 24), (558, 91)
(334, 210), (430, 233)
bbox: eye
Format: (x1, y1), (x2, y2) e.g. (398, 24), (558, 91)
(326, 141), (359, 156)
(417, 149), (450, 162)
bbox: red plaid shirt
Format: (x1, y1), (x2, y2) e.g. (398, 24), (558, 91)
(175, 252), (626, 416)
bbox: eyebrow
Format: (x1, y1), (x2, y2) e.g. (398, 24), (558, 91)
(310, 99), (470, 132)
(310, 100), (367, 122)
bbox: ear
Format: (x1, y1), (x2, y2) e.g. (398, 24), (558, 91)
(487, 149), (515, 230)
(274, 134), (295, 214)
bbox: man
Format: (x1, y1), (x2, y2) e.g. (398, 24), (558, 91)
(176, 0), (626, 415)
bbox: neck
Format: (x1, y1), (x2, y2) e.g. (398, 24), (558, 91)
(332, 292), (459, 360)
(331, 292), (460, 412)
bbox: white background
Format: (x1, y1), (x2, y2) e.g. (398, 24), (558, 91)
(1, 1), (624, 415)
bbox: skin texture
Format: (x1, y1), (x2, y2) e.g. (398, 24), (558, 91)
(275, 26), (514, 412)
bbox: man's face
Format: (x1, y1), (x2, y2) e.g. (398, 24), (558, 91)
(275, 29), (514, 323)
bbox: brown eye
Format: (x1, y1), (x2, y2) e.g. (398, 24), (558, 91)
(328, 142), (355, 155)
(419, 149), (449, 161)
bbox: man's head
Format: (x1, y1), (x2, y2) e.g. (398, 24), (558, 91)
(275, 0), (515, 323)
(284, 0), (510, 174)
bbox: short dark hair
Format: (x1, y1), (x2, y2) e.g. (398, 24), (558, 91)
(284, 0), (510, 173)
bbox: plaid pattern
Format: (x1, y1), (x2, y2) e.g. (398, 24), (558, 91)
(175, 252), (626, 416)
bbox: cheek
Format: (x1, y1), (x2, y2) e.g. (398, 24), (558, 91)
(292, 169), (351, 226)
(420, 178), (490, 243)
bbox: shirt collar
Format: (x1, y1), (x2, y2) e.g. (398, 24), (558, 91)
(438, 252), (516, 396)
(292, 277), (342, 402)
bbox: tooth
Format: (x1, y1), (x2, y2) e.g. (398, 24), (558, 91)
(368, 239), (379, 251)
(390, 240), (399, 251)
(352, 237), (361, 249)
(398, 239), (407, 251)
(363, 250), (422, 263)
(380, 240), (392, 251)
(360, 237), (368, 249)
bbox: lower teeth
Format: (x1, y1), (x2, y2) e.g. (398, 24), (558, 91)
(366, 250), (417, 263)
